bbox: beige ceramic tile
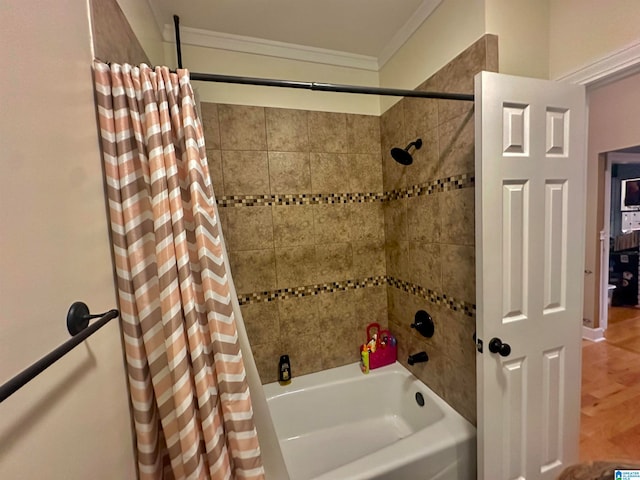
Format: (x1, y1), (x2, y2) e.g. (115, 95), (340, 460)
(348, 154), (383, 193)
(240, 302), (280, 345)
(354, 286), (388, 332)
(443, 355), (477, 425)
(402, 95), (437, 144)
(380, 101), (405, 158)
(224, 206), (273, 251)
(310, 153), (351, 193)
(265, 107), (309, 152)
(384, 240), (409, 281)
(408, 242), (442, 291)
(272, 205), (314, 247)
(320, 320), (359, 369)
(435, 36), (486, 125)
(268, 151), (311, 194)
(441, 244), (476, 305)
(407, 194), (440, 243)
(485, 34), (499, 73)
(383, 155), (408, 192)
(228, 249), (276, 294)
(350, 203), (384, 243)
(90, 0), (150, 65)
(200, 102), (221, 150)
(385, 285), (401, 324)
(346, 114), (381, 154)
(221, 150), (270, 196)
(206, 149), (224, 198)
(278, 295), (321, 340)
(406, 343), (448, 401)
(308, 111), (347, 153)
(407, 130), (439, 185)
(438, 307), (476, 372)
(275, 245), (317, 288)
(252, 341), (283, 384)
(282, 333), (323, 377)
(218, 104), (266, 150)
(313, 204), (351, 244)
(352, 241), (386, 278)
(317, 290), (356, 325)
(316, 243), (353, 283)
(438, 110), (475, 179)
(383, 199), (408, 245)
(440, 187), (475, 246)
(381, 102), (407, 192)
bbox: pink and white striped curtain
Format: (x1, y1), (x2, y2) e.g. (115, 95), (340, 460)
(93, 61), (264, 480)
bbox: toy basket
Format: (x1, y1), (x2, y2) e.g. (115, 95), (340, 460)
(360, 322), (397, 371)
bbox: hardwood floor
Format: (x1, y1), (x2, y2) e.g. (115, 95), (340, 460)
(580, 306), (640, 462)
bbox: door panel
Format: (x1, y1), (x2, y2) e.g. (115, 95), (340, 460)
(475, 71), (586, 480)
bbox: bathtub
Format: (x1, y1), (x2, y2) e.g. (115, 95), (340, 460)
(263, 362), (476, 480)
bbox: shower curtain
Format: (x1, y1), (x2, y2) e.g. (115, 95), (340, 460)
(93, 61), (265, 480)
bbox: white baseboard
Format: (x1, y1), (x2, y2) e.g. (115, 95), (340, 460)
(582, 326), (606, 342)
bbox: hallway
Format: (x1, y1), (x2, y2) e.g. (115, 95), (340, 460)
(580, 307), (640, 461)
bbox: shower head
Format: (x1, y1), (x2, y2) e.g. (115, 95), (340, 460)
(390, 138), (422, 165)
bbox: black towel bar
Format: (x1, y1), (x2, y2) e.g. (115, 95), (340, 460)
(0, 302), (119, 403)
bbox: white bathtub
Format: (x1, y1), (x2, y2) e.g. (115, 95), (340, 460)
(263, 362), (476, 480)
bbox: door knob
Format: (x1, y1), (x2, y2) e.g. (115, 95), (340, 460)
(488, 337), (511, 357)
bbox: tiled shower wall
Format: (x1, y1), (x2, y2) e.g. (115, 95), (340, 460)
(382, 34), (498, 424)
(201, 34), (498, 425)
(201, 106), (389, 383)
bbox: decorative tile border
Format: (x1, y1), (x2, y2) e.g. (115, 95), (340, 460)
(386, 276), (476, 318)
(237, 274), (476, 318)
(237, 275), (387, 304)
(218, 192), (385, 208)
(385, 173), (475, 201)
(218, 173), (474, 208)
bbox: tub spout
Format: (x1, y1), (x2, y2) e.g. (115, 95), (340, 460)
(407, 351), (429, 365)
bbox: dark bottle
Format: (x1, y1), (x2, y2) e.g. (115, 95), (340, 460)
(278, 354), (291, 385)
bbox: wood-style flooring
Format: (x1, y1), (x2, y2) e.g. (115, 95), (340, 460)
(580, 306), (640, 462)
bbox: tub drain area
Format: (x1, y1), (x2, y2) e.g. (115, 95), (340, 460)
(415, 392), (425, 407)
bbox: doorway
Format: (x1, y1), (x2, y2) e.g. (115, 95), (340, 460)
(581, 149), (640, 461)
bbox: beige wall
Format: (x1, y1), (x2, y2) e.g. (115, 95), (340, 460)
(173, 44), (382, 115)
(485, 0), (550, 79)
(0, 1), (135, 479)
(378, 0), (486, 112)
(583, 71), (640, 327)
(115, 0), (164, 65)
(549, 0), (640, 79)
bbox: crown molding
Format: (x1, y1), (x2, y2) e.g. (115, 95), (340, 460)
(377, 0), (443, 69)
(554, 39), (640, 89)
(162, 24), (380, 71)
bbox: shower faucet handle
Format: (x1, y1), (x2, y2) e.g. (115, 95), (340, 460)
(410, 310), (434, 338)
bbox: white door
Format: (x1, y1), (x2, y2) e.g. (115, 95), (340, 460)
(475, 71), (587, 480)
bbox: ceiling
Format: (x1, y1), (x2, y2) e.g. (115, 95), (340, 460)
(146, 0), (442, 69)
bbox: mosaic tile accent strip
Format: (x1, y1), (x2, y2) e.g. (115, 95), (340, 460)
(237, 274), (475, 318)
(219, 192), (385, 207)
(386, 275), (476, 318)
(385, 173), (475, 201)
(218, 173), (474, 207)
(237, 275), (387, 305)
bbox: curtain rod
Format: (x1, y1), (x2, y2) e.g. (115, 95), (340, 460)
(0, 303), (120, 402)
(172, 15), (475, 102)
(188, 72), (475, 101)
